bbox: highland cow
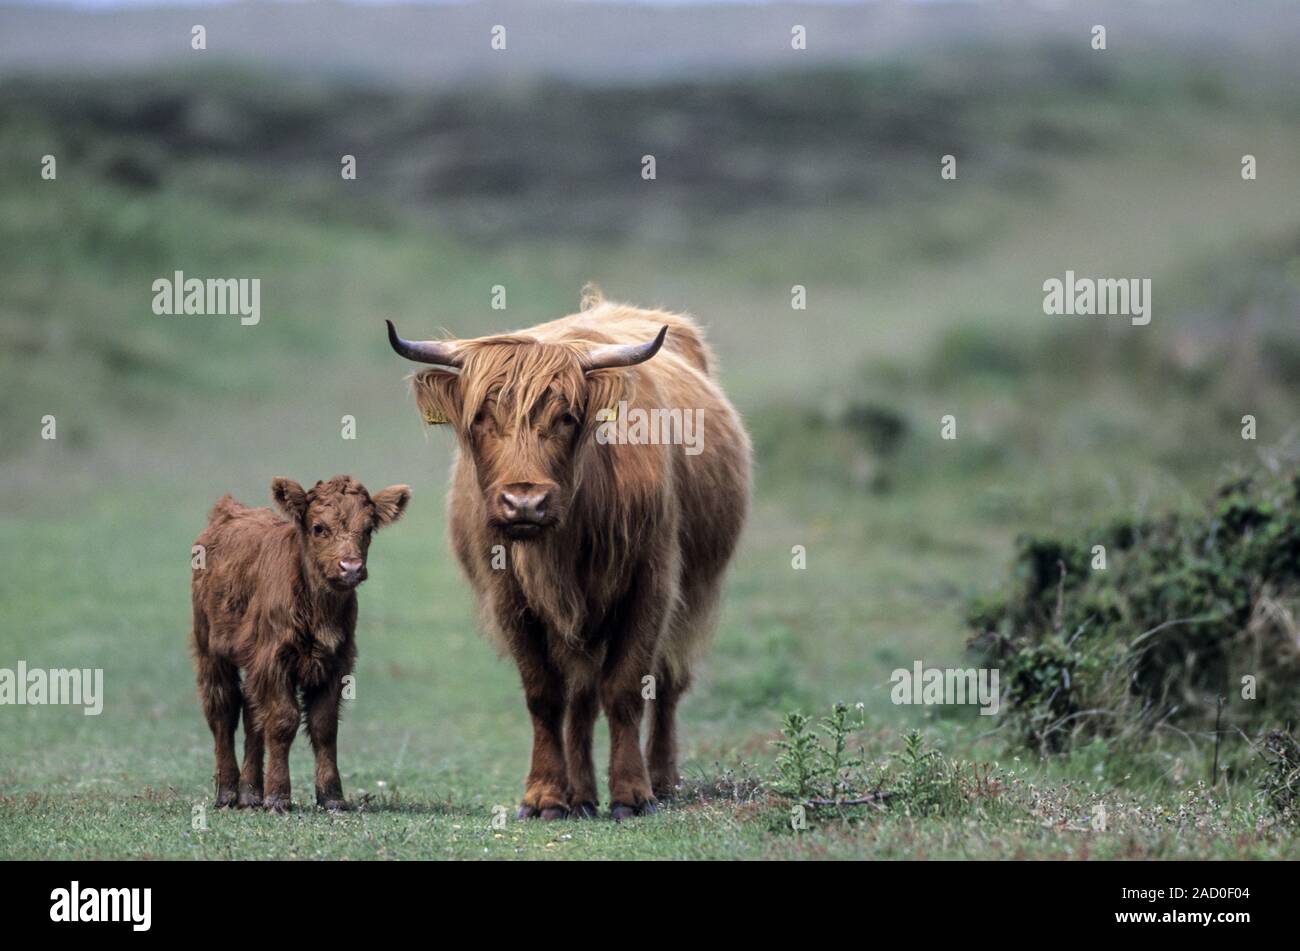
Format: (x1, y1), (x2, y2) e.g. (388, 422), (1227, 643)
(190, 476), (411, 812)
(387, 289), (750, 820)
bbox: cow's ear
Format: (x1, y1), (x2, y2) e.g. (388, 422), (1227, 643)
(582, 369), (630, 437)
(372, 485), (412, 528)
(412, 369), (461, 428)
(270, 478), (308, 522)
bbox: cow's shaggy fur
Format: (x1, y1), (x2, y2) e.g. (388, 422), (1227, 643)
(403, 292), (751, 819)
(190, 476), (410, 812)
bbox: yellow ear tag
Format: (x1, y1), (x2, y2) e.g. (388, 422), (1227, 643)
(423, 408), (449, 425)
(607, 400), (619, 421)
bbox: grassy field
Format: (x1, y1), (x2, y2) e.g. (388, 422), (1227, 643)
(2, 46), (1300, 859)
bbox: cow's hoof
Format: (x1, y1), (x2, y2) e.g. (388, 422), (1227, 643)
(237, 790), (262, 809)
(517, 804), (539, 820)
(215, 789), (238, 809)
(571, 800), (599, 819)
(651, 783), (680, 802)
(316, 790), (349, 812)
(539, 805), (570, 821)
(263, 796), (292, 814)
(611, 800), (657, 821)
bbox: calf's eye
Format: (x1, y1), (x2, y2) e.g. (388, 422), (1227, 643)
(312, 523), (327, 537)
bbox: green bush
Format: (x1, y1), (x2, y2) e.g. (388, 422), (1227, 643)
(1258, 727), (1300, 826)
(969, 473), (1300, 753)
(1258, 730), (1300, 826)
(771, 707), (1007, 821)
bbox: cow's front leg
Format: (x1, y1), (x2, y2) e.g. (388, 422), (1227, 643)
(513, 631), (570, 820)
(600, 577), (667, 820)
(305, 676), (346, 812)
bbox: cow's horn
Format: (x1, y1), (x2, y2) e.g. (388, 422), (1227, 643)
(386, 320), (463, 370)
(583, 325), (668, 372)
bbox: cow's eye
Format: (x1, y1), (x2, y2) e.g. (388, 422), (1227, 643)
(560, 412), (579, 428)
(312, 523), (327, 537)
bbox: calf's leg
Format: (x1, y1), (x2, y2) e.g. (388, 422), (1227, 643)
(305, 677), (346, 811)
(238, 697), (264, 808)
(196, 653), (242, 808)
(250, 675), (300, 813)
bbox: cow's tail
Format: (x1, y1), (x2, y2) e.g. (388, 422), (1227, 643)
(579, 282), (605, 312)
(663, 313), (716, 378)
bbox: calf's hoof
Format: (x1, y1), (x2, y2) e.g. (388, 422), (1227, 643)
(317, 797), (350, 814)
(237, 788), (263, 809)
(610, 800), (657, 821)
(571, 800), (599, 819)
(215, 789), (239, 809)
(263, 795), (292, 814)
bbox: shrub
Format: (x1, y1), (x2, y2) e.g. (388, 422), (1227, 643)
(1258, 730), (1300, 826)
(969, 472), (1300, 753)
(771, 707), (1006, 820)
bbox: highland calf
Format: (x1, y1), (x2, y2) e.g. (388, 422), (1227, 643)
(387, 290), (750, 820)
(190, 476), (411, 812)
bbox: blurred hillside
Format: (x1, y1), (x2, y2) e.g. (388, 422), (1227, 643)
(3, 39), (1299, 509)
(4, 0), (1300, 86)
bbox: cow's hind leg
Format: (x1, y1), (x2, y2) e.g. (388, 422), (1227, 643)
(237, 697), (264, 808)
(197, 653), (242, 808)
(647, 566), (720, 801)
(600, 574), (666, 820)
(564, 673), (600, 817)
(646, 662), (690, 800)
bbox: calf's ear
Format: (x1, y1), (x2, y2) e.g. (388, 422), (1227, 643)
(270, 478), (308, 522)
(372, 484), (412, 528)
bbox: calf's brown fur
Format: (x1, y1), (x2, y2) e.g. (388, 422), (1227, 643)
(388, 290), (750, 820)
(190, 476), (410, 811)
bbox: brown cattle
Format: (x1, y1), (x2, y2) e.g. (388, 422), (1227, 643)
(190, 476), (411, 812)
(387, 289), (750, 819)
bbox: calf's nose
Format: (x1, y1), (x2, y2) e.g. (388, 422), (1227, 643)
(339, 559), (363, 577)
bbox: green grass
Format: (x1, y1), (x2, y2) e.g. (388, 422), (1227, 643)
(3, 53), (1300, 859)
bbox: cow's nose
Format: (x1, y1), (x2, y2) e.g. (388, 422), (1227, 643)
(499, 485), (551, 522)
(339, 559), (363, 577)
